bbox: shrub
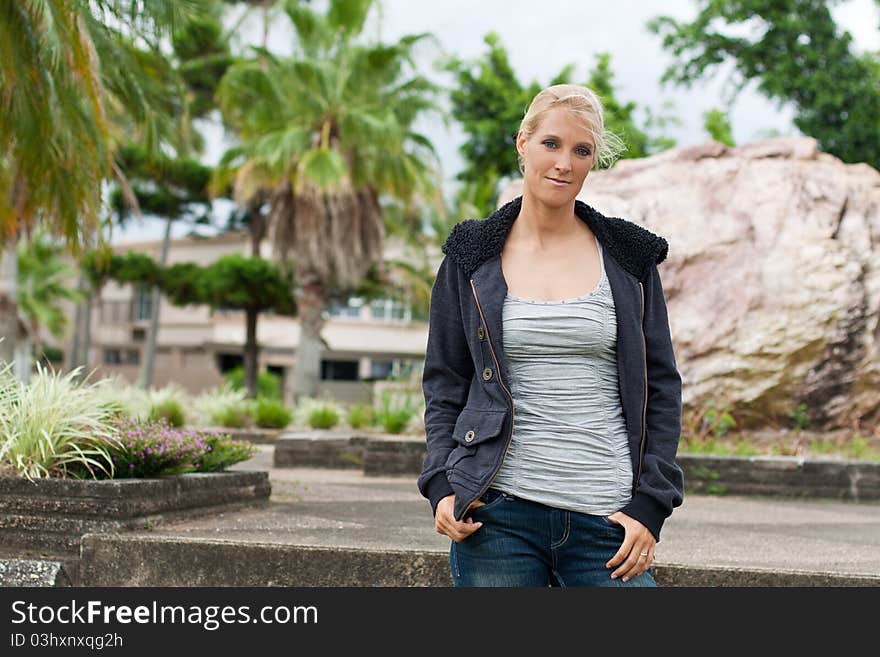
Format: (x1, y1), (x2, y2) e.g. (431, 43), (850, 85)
(148, 398), (186, 428)
(346, 403), (374, 429)
(192, 384), (252, 428)
(197, 434), (258, 472)
(223, 366), (282, 400)
(75, 418), (258, 479)
(374, 389), (416, 434)
(215, 404), (252, 428)
(254, 398), (292, 429)
(0, 363), (119, 480)
(789, 402), (811, 431)
(307, 402), (340, 429)
(100, 417), (209, 478)
(90, 374), (152, 421)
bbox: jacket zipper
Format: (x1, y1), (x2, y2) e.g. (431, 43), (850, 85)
(634, 280), (647, 495)
(464, 279), (515, 521)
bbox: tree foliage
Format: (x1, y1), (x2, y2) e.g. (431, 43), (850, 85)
(0, 0), (209, 249)
(443, 33), (678, 216)
(647, 0), (880, 167)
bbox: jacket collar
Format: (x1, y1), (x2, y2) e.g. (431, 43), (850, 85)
(441, 195), (668, 282)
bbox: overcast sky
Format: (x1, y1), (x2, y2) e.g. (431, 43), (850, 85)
(114, 0), (880, 244)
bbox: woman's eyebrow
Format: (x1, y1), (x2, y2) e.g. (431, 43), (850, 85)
(540, 133), (594, 148)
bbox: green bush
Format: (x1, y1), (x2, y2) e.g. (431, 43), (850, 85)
(0, 362), (119, 480)
(215, 405), (252, 429)
(374, 389), (416, 434)
(68, 418), (258, 479)
(255, 398), (292, 429)
(223, 366), (282, 400)
(148, 399), (186, 428)
(192, 384), (252, 428)
(346, 403), (374, 429)
(307, 403), (340, 429)
(197, 433), (258, 472)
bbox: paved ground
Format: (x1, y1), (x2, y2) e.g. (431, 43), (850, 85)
(133, 446), (880, 579)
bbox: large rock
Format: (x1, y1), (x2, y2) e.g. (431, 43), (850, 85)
(500, 137), (880, 429)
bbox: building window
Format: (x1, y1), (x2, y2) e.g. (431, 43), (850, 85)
(368, 358), (415, 381)
(370, 359), (394, 380)
(327, 296), (364, 319)
(320, 360), (359, 381)
(104, 349), (121, 365)
(124, 349), (140, 365)
(369, 298), (411, 323)
(134, 286), (153, 321)
(100, 300), (133, 323)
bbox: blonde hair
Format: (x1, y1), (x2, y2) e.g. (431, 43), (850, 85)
(518, 84), (626, 172)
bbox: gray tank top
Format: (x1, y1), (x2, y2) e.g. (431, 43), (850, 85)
(492, 240), (633, 515)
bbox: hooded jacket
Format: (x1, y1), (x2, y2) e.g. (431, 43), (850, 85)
(417, 195), (684, 541)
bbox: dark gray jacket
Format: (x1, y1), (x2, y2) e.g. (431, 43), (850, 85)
(417, 195), (684, 541)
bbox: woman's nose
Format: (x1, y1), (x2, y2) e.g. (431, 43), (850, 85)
(555, 155), (572, 172)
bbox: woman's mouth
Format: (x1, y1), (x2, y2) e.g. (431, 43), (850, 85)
(546, 177), (570, 186)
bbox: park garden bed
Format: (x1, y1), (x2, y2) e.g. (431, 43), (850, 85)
(0, 470), (271, 556)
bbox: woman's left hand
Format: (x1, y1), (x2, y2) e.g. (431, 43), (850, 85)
(605, 512), (656, 582)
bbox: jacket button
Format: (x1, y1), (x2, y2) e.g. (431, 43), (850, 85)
(482, 367), (492, 381)
(464, 430), (475, 442)
(477, 326), (485, 340)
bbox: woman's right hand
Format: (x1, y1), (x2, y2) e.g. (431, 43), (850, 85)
(435, 494), (485, 542)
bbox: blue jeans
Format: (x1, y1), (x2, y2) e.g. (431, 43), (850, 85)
(450, 488), (657, 587)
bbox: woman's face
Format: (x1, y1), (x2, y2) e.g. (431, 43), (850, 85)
(516, 107), (596, 208)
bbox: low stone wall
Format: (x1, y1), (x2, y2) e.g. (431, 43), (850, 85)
(679, 454), (880, 501)
(274, 431), (369, 469)
(0, 471), (271, 555)
(192, 426), (281, 444)
(273, 432), (880, 500)
(79, 535), (880, 587)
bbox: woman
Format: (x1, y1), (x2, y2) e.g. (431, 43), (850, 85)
(417, 84), (684, 587)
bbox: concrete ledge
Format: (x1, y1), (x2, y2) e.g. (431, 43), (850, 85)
(0, 471), (271, 554)
(274, 432), (369, 469)
(680, 454), (880, 500)
(79, 535), (880, 587)
(271, 433), (880, 500)
(0, 558), (76, 587)
(192, 427), (281, 444)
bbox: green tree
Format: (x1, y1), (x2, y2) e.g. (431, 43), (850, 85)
(215, 0), (440, 403)
(110, 145), (215, 390)
(0, 0), (208, 377)
(647, 0), (880, 167)
(703, 108), (736, 146)
(84, 251), (296, 399)
(16, 230), (84, 362)
(444, 34), (679, 216)
(175, 255), (296, 399)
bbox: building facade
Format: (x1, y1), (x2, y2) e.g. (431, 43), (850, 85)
(70, 230), (433, 404)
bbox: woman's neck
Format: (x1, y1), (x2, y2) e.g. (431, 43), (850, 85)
(512, 193), (581, 249)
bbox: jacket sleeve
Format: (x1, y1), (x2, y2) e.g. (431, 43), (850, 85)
(417, 256), (474, 515)
(620, 262), (685, 542)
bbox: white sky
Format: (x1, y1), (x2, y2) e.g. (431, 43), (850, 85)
(114, 0), (880, 244)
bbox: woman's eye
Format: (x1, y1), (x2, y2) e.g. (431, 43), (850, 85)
(577, 147), (592, 157)
(542, 140), (557, 149)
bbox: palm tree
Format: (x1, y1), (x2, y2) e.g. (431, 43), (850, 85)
(16, 230), (84, 374)
(0, 0), (206, 376)
(215, 0), (441, 402)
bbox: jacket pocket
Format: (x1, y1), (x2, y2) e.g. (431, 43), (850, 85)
(444, 408), (507, 473)
(451, 408), (507, 447)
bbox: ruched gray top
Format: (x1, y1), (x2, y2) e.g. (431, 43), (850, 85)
(492, 240), (633, 515)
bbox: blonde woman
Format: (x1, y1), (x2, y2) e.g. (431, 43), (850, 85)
(417, 84), (684, 587)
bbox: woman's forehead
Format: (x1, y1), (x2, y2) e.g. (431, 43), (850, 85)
(534, 109), (595, 142)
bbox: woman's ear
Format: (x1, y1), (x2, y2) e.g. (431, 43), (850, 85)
(515, 130), (526, 157)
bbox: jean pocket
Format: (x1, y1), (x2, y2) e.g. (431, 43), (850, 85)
(599, 515), (623, 529)
(469, 488), (507, 514)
